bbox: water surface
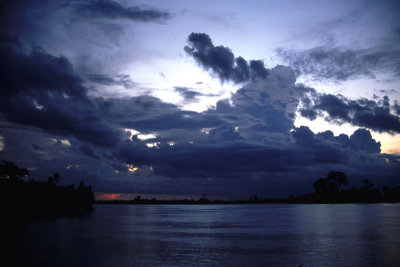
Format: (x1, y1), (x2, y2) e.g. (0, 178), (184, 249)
(2, 204), (399, 266)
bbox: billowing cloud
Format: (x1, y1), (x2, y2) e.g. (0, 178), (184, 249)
(292, 126), (381, 154)
(32, 144), (44, 152)
(174, 86), (219, 103)
(300, 94), (400, 134)
(0, 36), (122, 147)
(184, 32), (269, 83)
(107, 52), (391, 193)
(1, 27), (399, 199)
(85, 74), (135, 89)
(174, 87), (203, 101)
(0, 43), (86, 98)
(277, 45), (400, 81)
(96, 95), (227, 132)
(79, 144), (100, 159)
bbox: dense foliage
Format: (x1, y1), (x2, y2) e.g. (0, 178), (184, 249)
(289, 171), (400, 203)
(0, 161), (94, 222)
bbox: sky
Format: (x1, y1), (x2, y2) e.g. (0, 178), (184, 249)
(1, 0), (400, 200)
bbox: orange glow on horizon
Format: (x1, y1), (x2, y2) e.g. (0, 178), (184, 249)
(95, 192), (200, 201)
(96, 193), (121, 200)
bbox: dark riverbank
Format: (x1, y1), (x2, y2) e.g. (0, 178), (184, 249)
(0, 161), (94, 223)
(95, 187), (400, 205)
(96, 171), (400, 205)
(96, 172), (400, 205)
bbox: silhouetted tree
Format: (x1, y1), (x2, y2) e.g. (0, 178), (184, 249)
(53, 172), (61, 183)
(199, 193), (209, 203)
(47, 172), (61, 184)
(0, 161), (94, 222)
(313, 171), (348, 193)
(327, 171), (348, 192)
(0, 161), (29, 180)
(362, 179), (374, 190)
(383, 186), (400, 202)
(313, 178), (330, 193)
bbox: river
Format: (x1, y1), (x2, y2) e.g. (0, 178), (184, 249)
(2, 204), (400, 266)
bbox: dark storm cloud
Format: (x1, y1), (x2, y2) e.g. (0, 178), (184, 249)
(66, 0), (171, 22)
(174, 87), (203, 100)
(86, 74), (135, 89)
(0, 43), (86, 98)
(394, 100), (400, 115)
(300, 94), (400, 134)
(91, 64), (306, 145)
(2, 23), (399, 199)
(208, 125), (243, 143)
(32, 144), (44, 152)
(97, 64), (306, 143)
(121, 112), (225, 132)
(114, 124), (389, 183)
(0, 36), (121, 147)
(277, 45), (400, 81)
(97, 95), (179, 120)
(292, 126), (381, 154)
(116, 141), (310, 178)
(1, 94), (120, 147)
(249, 60), (268, 80)
(107, 59), (388, 183)
(0, 0), (34, 30)
(108, 61), (374, 181)
(290, 126), (349, 164)
(95, 95), (228, 132)
(349, 128), (381, 153)
(79, 144), (100, 159)
(174, 87), (219, 102)
(0, 32), (21, 47)
(184, 32), (269, 83)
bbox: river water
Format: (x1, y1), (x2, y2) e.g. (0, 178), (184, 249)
(2, 204), (400, 266)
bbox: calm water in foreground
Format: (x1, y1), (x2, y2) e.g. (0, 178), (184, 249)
(2, 204), (400, 267)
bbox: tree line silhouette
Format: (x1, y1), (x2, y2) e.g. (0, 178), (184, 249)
(0, 161), (94, 223)
(288, 171), (400, 203)
(1, 160), (398, 213)
(98, 171), (400, 205)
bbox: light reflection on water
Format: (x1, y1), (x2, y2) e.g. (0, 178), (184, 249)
(2, 204), (400, 267)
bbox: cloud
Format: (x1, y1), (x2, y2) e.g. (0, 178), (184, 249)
(292, 126), (381, 154)
(174, 87), (203, 101)
(66, 0), (171, 22)
(85, 73), (135, 89)
(185, 32), (269, 83)
(1, 29), (399, 198)
(174, 86), (219, 103)
(95, 95), (227, 132)
(0, 44), (86, 98)
(290, 126), (349, 164)
(107, 54), (389, 188)
(116, 141), (308, 179)
(208, 125), (243, 143)
(394, 100), (400, 115)
(32, 144), (44, 152)
(349, 128), (381, 153)
(0, 0), (172, 81)
(300, 94), (400, 134)
(113, 125), (389, 191)
(123, 112), (226, 132)
(277, 45), (400, 81)
(79, 144), (100, 159)
(0, 36), (122, 147)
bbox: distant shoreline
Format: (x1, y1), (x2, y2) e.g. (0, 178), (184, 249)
(95, 199), (400, 205)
